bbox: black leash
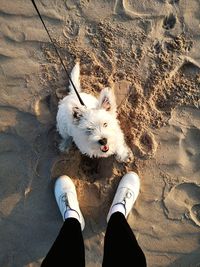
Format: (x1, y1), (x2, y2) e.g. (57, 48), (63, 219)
(31, 0), (86, 107)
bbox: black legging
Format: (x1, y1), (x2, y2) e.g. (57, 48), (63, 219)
(41, 212), (147, 267)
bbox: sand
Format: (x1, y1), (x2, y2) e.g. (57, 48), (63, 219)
(0, 0), (200, 266)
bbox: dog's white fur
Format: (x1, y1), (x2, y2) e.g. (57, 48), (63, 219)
(56, 62), (133, 162)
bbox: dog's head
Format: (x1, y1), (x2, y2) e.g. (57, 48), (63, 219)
(72, 88), (119, 157)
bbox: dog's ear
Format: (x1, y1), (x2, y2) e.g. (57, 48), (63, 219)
(72, 106), (84, 123)
(98, 87), (117, 113)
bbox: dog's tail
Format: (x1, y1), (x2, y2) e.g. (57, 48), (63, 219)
(69, 62), (81, 93)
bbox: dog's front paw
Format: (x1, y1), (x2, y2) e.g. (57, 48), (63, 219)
(116, 148), (134, 163)
(126, 149), (134, 163)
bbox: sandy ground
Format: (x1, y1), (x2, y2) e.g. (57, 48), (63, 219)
(0, 0), (200, 266)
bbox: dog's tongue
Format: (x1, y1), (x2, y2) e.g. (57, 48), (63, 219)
(101, 145), (109, 152)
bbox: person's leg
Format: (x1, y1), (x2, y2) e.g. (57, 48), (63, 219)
(102, 172), (146, 267)
(41, 175), (85, 267)
(41, 218), (85, 267)
(102, 212), (146, 267)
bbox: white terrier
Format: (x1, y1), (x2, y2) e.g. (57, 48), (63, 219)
(56, 62), (133, 163)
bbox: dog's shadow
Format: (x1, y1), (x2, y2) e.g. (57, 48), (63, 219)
(51, 144), (116, 183)
(81, 155), (115, 181)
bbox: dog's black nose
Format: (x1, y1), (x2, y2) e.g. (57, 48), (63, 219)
(98, 138), (107, 145)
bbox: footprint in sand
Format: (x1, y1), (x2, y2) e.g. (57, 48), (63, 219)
(168, 0), (180, 4)
(114, 0), (150, 19)
(163, 13), (176, 30)
(132, 131), (158, 159)
(163, 182), (200, 227)
(34, 94), (58, 124)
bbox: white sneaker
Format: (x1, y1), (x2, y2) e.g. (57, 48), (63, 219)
(54, 175), (85, 231)
(107, 172), (140, 222)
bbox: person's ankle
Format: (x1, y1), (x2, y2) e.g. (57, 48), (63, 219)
(64, 208), (80, 222)
(110, 203), (126, 217)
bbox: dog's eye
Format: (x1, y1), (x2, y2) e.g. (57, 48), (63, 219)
(86, 128), (93, 135)
(103, 123), (108, 127)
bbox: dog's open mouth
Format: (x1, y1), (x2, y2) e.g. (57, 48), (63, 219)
(101, 145), (109, 153)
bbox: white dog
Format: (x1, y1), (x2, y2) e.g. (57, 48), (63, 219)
(56, 62), (133, 162)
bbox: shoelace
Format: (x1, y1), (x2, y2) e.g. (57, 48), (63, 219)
(120, 189), (134, 215)
(61, 193), (70, 210)
(60, 193), (81, 220)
